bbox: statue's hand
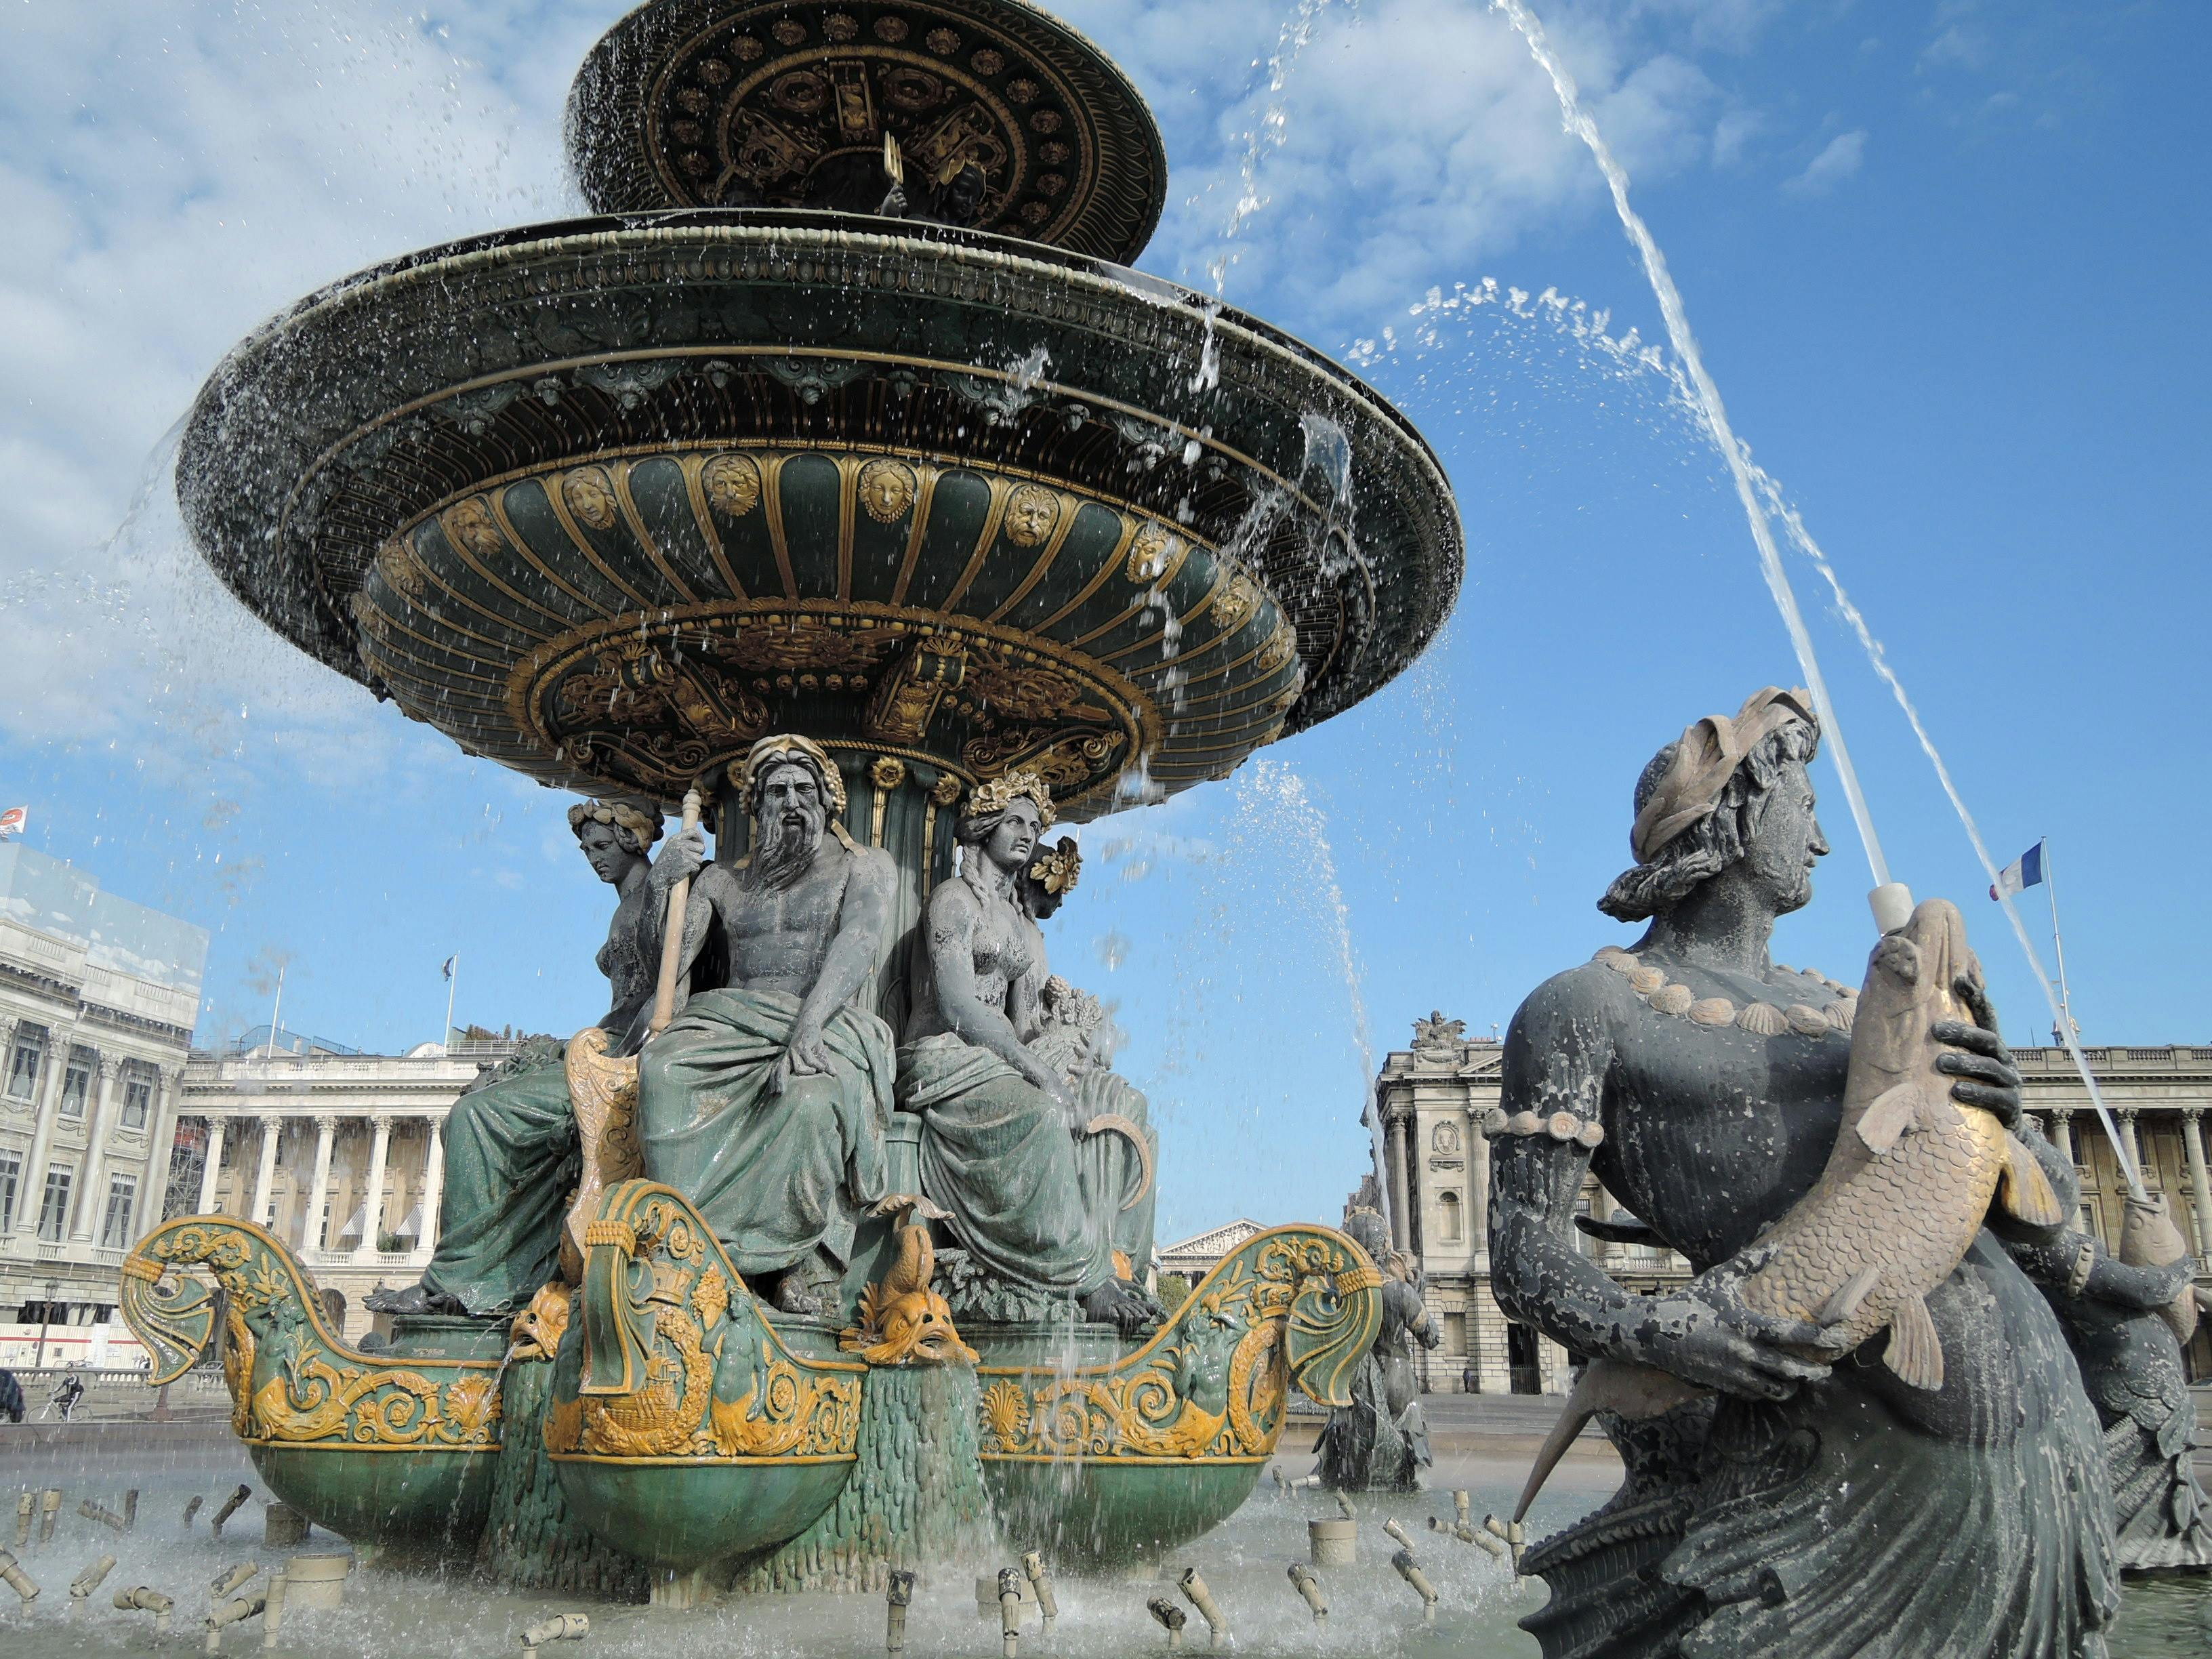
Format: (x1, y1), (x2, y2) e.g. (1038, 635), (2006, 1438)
(649, 823), (707, 890)
(1931, 1017), (2022, 1130)
(2095, 1253), (2195, 1313)
(1629, 1291), (1832, 1401)
(771, 1021), (832, 1097)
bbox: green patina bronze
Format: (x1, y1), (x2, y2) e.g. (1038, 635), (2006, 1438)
(134, 0), (1449, 1601)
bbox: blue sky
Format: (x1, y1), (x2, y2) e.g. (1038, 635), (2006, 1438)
(2, 0), (2205, 1242)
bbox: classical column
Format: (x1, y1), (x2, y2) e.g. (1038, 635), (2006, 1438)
(417, 1116), (446, 1256)
(2180, 1108), (2212, 1257)
(2117, 1109), (2142, 1182)
(1468, 1111), (1492, 1262)
(304, 1116), (337, 1252)
(196, 1117), (227, 1213)
(2049, 1107), (2075, 1168)
(140, 1066), (184, 1229)
(69, 1057), (123, 1240)
(12, 1027), (75, 1235)
(354, 1114), (393, 1260)
(1385, 1110), (1414, 1254)
(249, 1115), (282, 1230)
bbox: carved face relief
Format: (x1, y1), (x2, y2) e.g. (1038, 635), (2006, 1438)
(1741, 758), (1828, 916)
(563, 466), (620, 532)
(857, 459), (916, 524)
(703, 453), (762, 518)
(1003, 484), (1059, 548)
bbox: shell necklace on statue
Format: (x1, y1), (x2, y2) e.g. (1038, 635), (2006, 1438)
(1593, 945), (1856, 1038)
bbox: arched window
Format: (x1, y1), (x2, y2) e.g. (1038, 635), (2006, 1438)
(1438, 1190), (1462, 1242)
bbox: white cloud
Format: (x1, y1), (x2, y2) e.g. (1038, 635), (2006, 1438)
(1784, 128), (1868, 194)
(0, 0), (1767, 762)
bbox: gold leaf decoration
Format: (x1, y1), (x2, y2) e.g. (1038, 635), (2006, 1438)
(857, 458), (917, 523)
(703, 453), (763, 518)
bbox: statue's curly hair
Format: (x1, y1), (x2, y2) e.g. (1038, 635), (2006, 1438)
(1598, 718), (1821, 922)
(567, 797), (662, 859)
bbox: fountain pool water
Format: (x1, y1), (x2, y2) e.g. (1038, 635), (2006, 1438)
(6, 1442), (2207, 1655)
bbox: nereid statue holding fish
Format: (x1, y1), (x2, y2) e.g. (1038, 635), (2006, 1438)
(1491, 688), (2120, 1658)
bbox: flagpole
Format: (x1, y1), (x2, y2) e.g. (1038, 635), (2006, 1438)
(267, 965), (286, 1059)
(443, 955), (459, 1053)
(2043, 838), (2076, 1043)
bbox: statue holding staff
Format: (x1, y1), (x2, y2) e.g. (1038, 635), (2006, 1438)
(634, 734), (897, 1315)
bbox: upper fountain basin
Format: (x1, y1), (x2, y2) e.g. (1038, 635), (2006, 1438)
(567, 0), (1168, 263)
(176, 211), (1460, 815)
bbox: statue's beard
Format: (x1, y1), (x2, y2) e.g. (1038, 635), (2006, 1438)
(747, 807), (823, 892)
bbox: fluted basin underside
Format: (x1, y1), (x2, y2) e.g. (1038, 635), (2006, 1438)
(178, 212), (1460, 813)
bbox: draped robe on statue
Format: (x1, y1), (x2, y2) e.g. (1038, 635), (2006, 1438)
(637, 987), (893, 1277)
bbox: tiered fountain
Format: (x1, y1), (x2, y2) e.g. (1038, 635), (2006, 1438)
(121, 0), (1460, 1604)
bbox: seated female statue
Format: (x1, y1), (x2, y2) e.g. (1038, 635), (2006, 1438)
(897, 770), (1159, 1332)
(371, 796), (665, 1317)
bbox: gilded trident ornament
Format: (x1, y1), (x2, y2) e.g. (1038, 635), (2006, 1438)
(560, 1026), (645, 1283)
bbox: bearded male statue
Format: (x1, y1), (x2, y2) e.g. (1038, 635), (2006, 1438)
(636, 734), (897, 1315)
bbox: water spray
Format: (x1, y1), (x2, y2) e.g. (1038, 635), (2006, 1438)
(0, 1547), (39, 1605)
(68, 1554), (116, 1613)
(115, 1585), (175, 1635)
(1748, 469), (2149, 1199)
(885, 1568), (914, 1653)
(1491, 0), (1891, 912)
(1286, 1563), (1328, 1621)
(1147, 1594), (1188, 1650)
(1391, 1549), (1439, 1624)
(1021, 1551), (1059, 1632)
(998, 1567), (1025, 1657)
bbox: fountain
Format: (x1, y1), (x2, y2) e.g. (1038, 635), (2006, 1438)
(117, 0), (1460, 1608)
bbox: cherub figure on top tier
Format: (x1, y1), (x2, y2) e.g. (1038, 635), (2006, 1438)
(897, 770), (1160, 1334)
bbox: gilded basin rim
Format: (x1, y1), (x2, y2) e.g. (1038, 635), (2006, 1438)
(176, 209), (1462, 802)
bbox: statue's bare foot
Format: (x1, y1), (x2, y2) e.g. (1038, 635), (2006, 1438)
(770, 1259), (838, 1317)
(1081, 1278), (1160, 1335)
(363, 1282), (466, 1317)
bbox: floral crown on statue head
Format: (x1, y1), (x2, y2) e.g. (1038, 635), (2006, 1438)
(964, 769), (1056, 830)
(730, 733), (848, 820)
(567, 797), (663, 849)
(1026, 836), (1081, 897)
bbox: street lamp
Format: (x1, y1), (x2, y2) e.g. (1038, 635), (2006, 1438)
(33, 1277), (60, 1370)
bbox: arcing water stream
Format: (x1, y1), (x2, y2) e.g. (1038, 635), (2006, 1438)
(1492, 0), (2148, 1199)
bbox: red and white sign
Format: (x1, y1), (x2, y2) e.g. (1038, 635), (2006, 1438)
(0, 806), (25, 839)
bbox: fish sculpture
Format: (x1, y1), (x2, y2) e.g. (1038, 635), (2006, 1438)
(2117, 1192), (2200, 1347)
(1515, 897), (2063, 1520)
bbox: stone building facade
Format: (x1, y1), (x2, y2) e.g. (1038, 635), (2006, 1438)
(0, 845), (205, 1365)
(171, 1036), (514, 1341)
(1374, 1012), (2212, 1393)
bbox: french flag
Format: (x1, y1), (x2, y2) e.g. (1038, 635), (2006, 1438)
(1990, 840), (2045, 901)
